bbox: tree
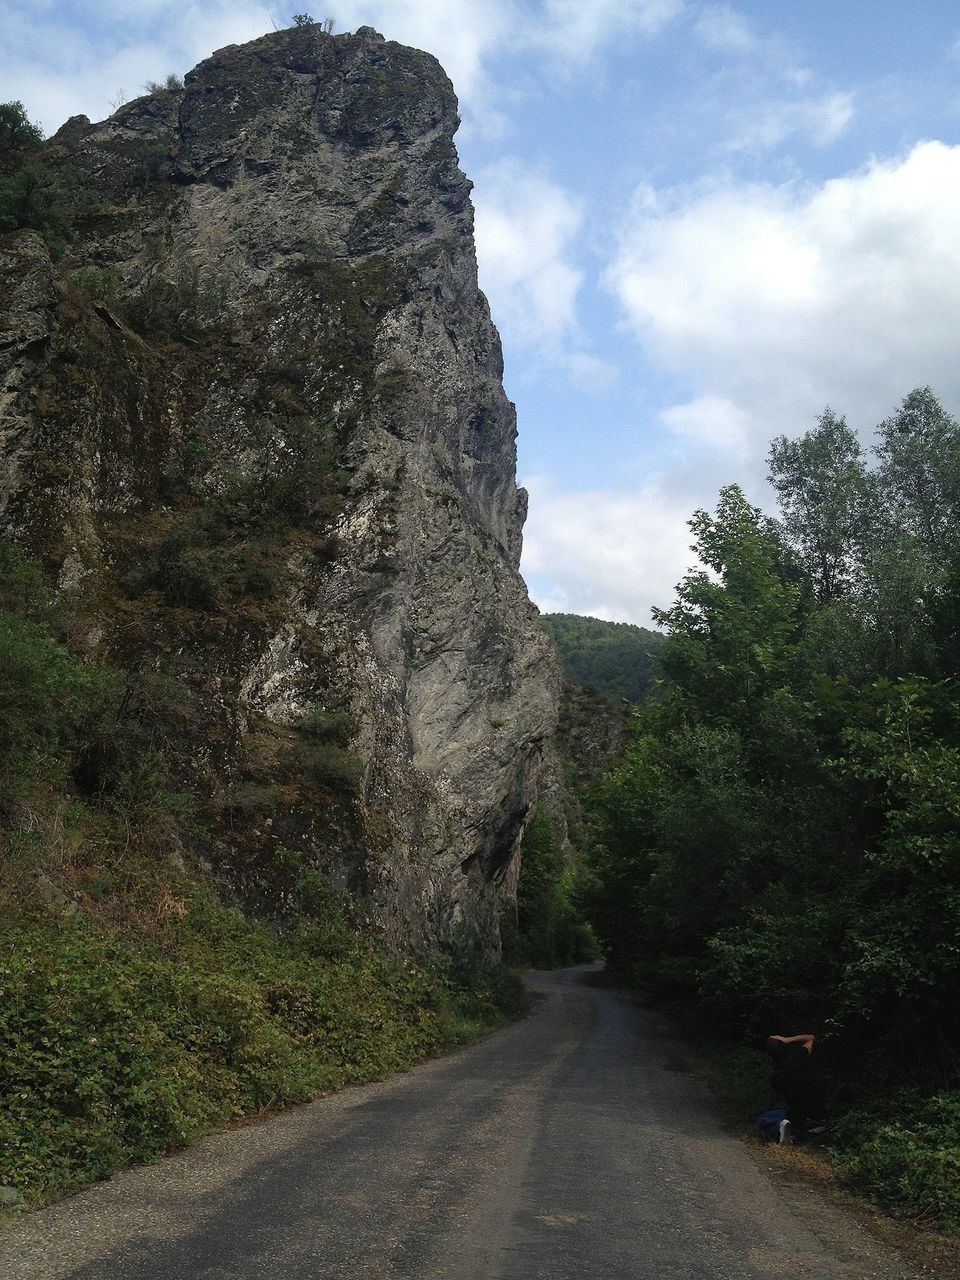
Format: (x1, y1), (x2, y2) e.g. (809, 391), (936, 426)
(768, 408), (877, 603)
(653, 484), (805, 725)
(833, 677), (960, 1067)
(580, 730), (663, 970)
(0, 163), (69, 243)
(0, 101), (42, 175)
(144, 74), (184, 94)
(874, 388), (960, 558)
(847, 390), (960, 677)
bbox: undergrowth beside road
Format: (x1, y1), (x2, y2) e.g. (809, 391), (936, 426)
(648, 989), (960, 1246)
(0, 893), (525, 1210)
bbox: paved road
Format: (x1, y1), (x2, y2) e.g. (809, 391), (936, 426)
(1, 968), (921, 1279)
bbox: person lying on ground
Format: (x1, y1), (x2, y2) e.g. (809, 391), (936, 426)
(764, 1032), (828, 1144)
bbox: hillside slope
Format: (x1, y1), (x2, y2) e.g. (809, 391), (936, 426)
(540, 612), (663, 704)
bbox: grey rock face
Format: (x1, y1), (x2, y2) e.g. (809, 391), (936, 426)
(0, 26), (559, 953)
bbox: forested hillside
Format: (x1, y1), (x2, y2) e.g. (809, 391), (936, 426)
(579, 388), (960, 1232)
(540, 613), (664, 703)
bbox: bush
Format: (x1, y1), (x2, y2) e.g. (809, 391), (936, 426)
(125, 260), (227, 340)
(0, 102), (90, 251)
(296, 870), (355, 958)
(0, 901), (523, 1206)
(835, 1094), (960, 1232)
(0, 538), (47, 615)
(289, 708), (359, 791)
(0, 162), (70, 246)
(297, 741), (359, 790)
(70, 266), (124, 307)
(298, 708), (351, 744)
(0, 101), (43, 169)
(0, 613), (93, 807)
(143, 75), (183, 94)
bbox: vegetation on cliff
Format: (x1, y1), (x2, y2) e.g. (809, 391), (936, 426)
(0, 46), (543, 1210)
(0, 537), (523, 1209)
(579, 388), (960, 1231)
(1, 18), (554, 952)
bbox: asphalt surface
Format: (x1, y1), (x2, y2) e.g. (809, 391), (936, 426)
(0, 967), (922, 1279)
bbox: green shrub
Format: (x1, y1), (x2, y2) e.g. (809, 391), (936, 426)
(834, 1094), (960, 1232)
(290, 709), (358, 791)
(126, 260), (228, 340)
(70, 266), (124, 306)
(143, 75), (183, 94)
(0, 613), (92, 806)
(298, 708), (351, 744)
(0, 538), (47, 615)
(296, 870), (355, 958)
(0, 162), (70, 245)
(244, 563), (279, 598)
(0, 101), (43, 169)
(0, 541), (192, 821)
(218, 782), (285, 819)
(0, 900), (522, 1206)
(297, 741), (359, 789)
(158, 546), (218, 608)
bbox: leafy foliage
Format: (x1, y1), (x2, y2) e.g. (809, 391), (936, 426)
(0, 538), (526, 1210)
(143, 75), (184, 94)
(768, 408), (876, 603)
(290, 708), (359, 792)
(833, 1095), (960, 1233)
(579, 388), (960, 1229)
(0, 102), (75, 251)
(0, 101), (43, 168)
(510, 809), (597, 968)
(0, 895), (523, 1206)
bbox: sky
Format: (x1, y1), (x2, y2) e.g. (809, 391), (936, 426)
(5, 1), (960, 625)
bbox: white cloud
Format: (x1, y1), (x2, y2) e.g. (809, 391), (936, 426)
(7, 0), (686, 142)
(609, 141), (960, 484)
(1, 1), (276, 133)
(534, 0), (685, 61)
(685, 4), (855, 155)
(568, 353), (620, 394)
(473, 159), (618, 389)
(330, 0), (683, 132)
(729, 89), (854, 152)
(521, 475), (697, 625)
(473, 159), (584, 351)
(692, 3), (757, 54)
(660, 395), (750, 458)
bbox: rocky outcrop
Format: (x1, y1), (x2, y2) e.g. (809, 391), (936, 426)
(0, 25), (558, 952)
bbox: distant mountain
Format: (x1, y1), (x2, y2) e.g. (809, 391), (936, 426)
(540, 613), (664, 704)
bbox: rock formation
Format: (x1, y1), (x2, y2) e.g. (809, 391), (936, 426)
(0, 25), (558, 952)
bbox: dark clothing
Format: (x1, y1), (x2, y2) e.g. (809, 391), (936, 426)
(768, 1042), (826, 1134)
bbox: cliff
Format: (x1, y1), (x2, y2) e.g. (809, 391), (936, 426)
(0, 25), (558, 953)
